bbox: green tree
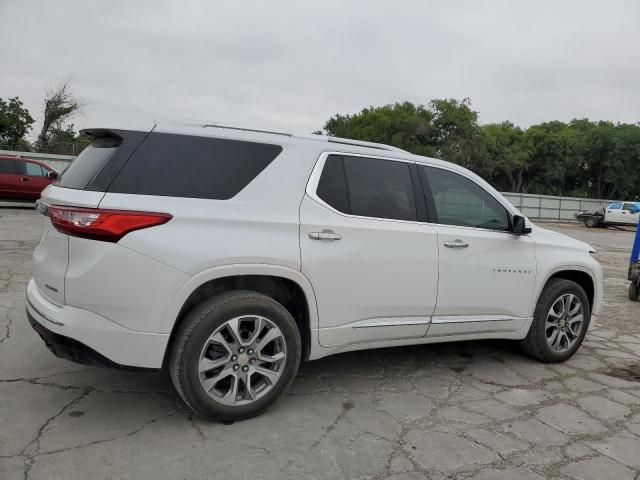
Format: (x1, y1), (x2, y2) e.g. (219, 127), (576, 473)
(0, 97), (34, 150)
(429, 98), (485, 171)
(482, 122), (531, 192)
(322, 101), (437, 156)
(45, 124), (91, 155)
(319, 98), (640, 198)
(570, 120), (617, 198)
(607, 123), (640, 199)
(520, 122), (582, 195)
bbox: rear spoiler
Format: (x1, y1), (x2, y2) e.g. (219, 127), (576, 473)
(80, 129), (124, 142)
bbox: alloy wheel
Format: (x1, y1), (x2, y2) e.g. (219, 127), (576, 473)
(198, 315), (287, 406)
(545, 294), (584, 352)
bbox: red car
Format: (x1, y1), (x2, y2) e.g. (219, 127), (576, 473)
(0, 155), (59, 200)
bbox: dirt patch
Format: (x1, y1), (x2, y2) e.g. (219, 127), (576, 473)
(602, 364), (640, 382)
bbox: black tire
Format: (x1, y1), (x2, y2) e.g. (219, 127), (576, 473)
(584, 217), (598, 228)
(629, 281), (640, 301)
(519, 279), (591, 363)
(169, 290), (301, 421)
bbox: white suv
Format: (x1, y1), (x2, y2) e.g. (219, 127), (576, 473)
(27, 123), (603, 420)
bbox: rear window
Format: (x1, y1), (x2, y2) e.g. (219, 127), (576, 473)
(56, 136), (120, 189)
(107, 133), (282, 199)
(0, 159), (16, 174)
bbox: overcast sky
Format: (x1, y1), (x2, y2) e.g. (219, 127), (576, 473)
(1, 0), (639, 137)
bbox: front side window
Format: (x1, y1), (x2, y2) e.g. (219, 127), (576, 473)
(23, 162), (45, 177)
(422, 166), (510, 231)
(316, 155), (417, 222)
(608, 203), (622, 210)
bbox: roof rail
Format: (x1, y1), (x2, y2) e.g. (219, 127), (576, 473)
(201, 122), (292, 137)
(325, 136), (407, 153)
(170, 121), (408, 153)
(293, 133), (407, 153)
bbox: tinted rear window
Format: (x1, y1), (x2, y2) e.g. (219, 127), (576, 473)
(56, 136), (120, 189)
(317, 155), (350, 213)
(316, 154), (417, 222)
(107, 133), (282, 199)
(344, 156), (416, 221)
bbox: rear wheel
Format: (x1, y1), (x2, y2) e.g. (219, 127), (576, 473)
(584, 217), (599, 228)
(169, 290), (301, 421)
(520, 279), (591, 362)
(629, 281), (640, 301)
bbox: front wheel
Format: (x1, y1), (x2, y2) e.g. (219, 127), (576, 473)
(519, 279), (591, 362)
(169, 290), (301, 421)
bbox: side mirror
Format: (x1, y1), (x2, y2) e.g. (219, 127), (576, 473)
(512, 215), (532, 235)
(47, 170), (58, 179)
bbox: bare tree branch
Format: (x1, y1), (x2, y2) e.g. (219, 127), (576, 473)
(36, 81), (83, 152)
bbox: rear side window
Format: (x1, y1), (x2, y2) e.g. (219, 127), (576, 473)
(317, 156), (349, 213)
(421, 166), (509, 231)
(57, 136), (120, 189)
(0, 159), (16, 174)
(316, 155), (417, 222)
(108, 133), (282, 200)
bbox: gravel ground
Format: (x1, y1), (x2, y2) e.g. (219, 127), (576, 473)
(1, 209), (639, 480)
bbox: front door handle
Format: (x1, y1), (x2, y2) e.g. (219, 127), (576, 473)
(20, 177), (29, 182)
(444, 239), (469, 249)
(309, 230), (342, 241)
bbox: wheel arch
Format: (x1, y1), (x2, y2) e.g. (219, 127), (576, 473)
(537, 267), (596, 313)
(160, 265), (319, 366)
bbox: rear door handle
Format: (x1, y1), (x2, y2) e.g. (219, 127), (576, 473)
(444, 239), (469, 249)
(20, 177), (29, 182)
(309, 230), (342, 241)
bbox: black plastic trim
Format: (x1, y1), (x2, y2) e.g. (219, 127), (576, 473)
(409, 163), (429, 223)
(416, 164), (439, 223)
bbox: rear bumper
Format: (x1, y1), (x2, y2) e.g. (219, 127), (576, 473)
(27, 309), (134, 368)
(26, 278), (168, 369)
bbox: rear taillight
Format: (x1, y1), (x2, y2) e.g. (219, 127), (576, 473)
(48, 205), (171, 242)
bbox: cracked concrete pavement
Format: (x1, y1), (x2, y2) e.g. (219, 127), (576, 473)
(1, 209), (639, 480)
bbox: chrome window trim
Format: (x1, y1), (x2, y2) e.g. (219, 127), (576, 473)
(352, 317), (431, 329)
(306, 151), (520, 235)
(431, 314), (529, 324)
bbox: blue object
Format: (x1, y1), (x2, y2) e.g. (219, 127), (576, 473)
(632, 217), (640, 265)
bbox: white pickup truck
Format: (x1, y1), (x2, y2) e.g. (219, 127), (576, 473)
(576, 201), (640, 228)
